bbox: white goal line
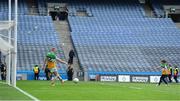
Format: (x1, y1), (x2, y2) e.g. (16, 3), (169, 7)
(0, 81), (39, 101)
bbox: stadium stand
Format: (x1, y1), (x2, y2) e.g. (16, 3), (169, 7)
(1, 0), (180, 78)
(66, 0), (180, 74)
(0, 0), (28, 15)
(0, 0), (66, 73)
(17, 15), (66, 71)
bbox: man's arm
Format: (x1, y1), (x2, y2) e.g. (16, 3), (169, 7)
(56, 58), (67, 64)
(42, 58), (47, 70)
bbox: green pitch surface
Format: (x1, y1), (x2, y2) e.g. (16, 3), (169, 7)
(0, 82), (31, 100)
(15, 80), (180, 100)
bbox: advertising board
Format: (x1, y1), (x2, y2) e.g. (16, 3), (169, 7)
(100, 76), (117, 82)
(132, 76), (149, 83)
(150, 76), (160, 83)
(118, 75), (130, 82)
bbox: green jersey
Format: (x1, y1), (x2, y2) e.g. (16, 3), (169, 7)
(160, 63), (168, 69)
(46, 52), (56, 62)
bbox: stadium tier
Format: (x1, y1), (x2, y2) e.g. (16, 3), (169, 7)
(0, 0), (28, 15)
(0, 1), (66, 72)
(17, 15), (66, 71)
(0, 0), (180, 77)
(67, 0), (180, 74)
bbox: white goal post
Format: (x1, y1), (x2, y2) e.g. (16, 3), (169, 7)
(0, 0), (18, 87)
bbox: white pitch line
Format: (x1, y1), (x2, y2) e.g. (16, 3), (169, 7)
(0, 82), (39, 101)
(14, 86), (40, 101)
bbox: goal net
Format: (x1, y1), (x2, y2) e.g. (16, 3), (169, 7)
(0, 21), (14, 30)
(0, 21), (15, 85)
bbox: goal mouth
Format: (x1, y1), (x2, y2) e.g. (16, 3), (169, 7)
(0, 20), (14, 53)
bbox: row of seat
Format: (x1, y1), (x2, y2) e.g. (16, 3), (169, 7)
(75, 43), (180, 72)
(68, 0), (180, 73)
(69, 17), (176, 27)
(0, 0), (28, 15)
(36, 0), (145, 17)
(17, 44), (66, 71)
(16, 15), (66, 71)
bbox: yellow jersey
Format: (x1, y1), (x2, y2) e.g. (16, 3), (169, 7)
(162, 68), (167, 75)
(47, 61), (56, 69)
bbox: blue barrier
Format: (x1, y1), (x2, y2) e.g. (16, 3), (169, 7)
(88, 72), (161, 75)
(17, 71), (67, 80)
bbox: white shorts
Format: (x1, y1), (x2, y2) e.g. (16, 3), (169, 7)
(49, 68), (57, 73)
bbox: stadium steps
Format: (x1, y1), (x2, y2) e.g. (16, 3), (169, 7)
(143, 2), (155, 17)
(175, 23), (180, 29)
(53, 21), (82, 80)
(27, 0), (39, 15)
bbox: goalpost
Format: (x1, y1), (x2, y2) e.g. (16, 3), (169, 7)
(0, 21), (14, 85)
(0, 0), (18, 87)
(0, 1), (40, 100)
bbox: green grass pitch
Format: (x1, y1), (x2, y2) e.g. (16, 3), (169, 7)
(0, 82), (31, 100)
(0, 80), (180, 100)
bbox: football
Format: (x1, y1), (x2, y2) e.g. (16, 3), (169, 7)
(73, 78), (79, 83)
